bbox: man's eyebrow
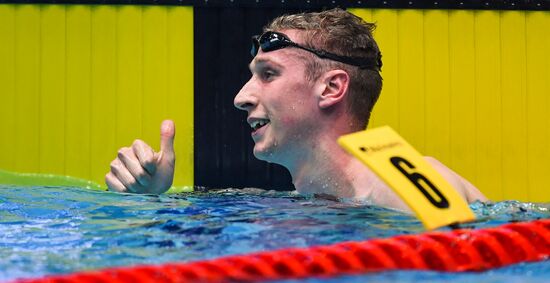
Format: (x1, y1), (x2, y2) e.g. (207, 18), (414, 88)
(249, 58), (284, 72)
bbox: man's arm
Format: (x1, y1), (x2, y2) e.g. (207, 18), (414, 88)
(105, 120), (176, 194)
(424, 156), (488, 203)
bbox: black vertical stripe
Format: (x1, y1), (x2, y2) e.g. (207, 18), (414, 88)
(194, 7), (318, 190)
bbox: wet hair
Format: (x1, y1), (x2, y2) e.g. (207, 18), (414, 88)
(265, 8), (383, 129)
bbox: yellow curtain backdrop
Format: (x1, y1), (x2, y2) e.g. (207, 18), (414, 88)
(0, 4), (194, 188)
(352, 9), (550, 202)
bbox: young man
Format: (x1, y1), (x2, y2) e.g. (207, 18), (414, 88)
(105, 9), (487, 211)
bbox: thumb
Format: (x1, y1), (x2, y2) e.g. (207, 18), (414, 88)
(159, 120), (175, 159)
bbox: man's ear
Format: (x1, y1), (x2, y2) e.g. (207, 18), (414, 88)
(316, 69), (350, 109)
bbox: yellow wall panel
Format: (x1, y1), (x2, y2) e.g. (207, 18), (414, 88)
(351, 8), (372, 22)
(0, 4), (194, 188)
(14, 5), (40, 173)
(525, 12), (550, 202)
(354, 9), (550, 202)
(66, 5), (92, 179)
(90, 5), (117, 185)
(116, 6), (143, 147)
(39, 5), (66, 174)
(167, 7), (194, 186)
(397, 10), (425, 152)
(501, 11), (528, 201)
(548, 12), (550, 159)
(449, 11), (477, 183)
(142, 6), (168, 154)
(424, 10), (451, 163)
(368, 9), (399, 129)
(474, 11), (502, 200)
(0, 5), (16, 170)
(547, 12), (550, 202)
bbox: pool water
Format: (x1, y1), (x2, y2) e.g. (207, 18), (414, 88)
(0, 185), (548, 282)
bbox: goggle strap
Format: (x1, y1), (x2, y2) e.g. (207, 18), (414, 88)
(251, 32), (381, 71)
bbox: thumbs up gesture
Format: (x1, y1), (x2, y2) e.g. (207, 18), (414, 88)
(105, 120), (176, 194)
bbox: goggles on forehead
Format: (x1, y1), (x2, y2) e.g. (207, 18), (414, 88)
(251, 31), (381, 71)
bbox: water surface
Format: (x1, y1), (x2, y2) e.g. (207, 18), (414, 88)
(0, 185), (548, 282)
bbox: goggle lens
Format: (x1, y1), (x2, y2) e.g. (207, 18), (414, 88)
(251, 32), (290, 57)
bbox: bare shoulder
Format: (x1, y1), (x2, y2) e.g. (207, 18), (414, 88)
(424, 156), (488, 203)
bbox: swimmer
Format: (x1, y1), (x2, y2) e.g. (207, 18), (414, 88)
(105, 8), (487, 211)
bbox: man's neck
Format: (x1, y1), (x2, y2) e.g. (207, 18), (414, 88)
(289, 136), (377, 199)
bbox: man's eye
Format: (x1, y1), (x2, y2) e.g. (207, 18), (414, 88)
(261, 70), (277, 80)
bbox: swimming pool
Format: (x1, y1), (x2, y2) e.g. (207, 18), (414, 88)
(0, 185), (548, 282)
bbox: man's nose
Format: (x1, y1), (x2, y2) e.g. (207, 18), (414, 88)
(234, 79), (257, 111)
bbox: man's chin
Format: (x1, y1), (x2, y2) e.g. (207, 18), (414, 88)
(253, 148), (268, 161)
(253, 146), (275, 163)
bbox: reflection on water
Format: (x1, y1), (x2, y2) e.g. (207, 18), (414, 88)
(0, 185), (548, 282)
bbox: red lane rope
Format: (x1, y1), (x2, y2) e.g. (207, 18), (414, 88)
(13, 219), (550, 283)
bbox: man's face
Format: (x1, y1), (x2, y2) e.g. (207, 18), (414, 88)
(234, 30), (320, 166)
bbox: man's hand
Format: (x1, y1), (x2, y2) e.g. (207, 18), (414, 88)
(105, 120), (176, 194)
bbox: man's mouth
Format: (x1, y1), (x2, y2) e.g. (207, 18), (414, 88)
(250, 119), (270, 132)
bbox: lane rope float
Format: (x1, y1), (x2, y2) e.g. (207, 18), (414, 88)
(12, 219), (550, 283)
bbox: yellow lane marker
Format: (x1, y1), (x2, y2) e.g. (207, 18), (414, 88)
(338, 126), (475, 230)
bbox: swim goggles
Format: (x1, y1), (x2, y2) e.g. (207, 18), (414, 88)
(251, 31), (381, 71)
